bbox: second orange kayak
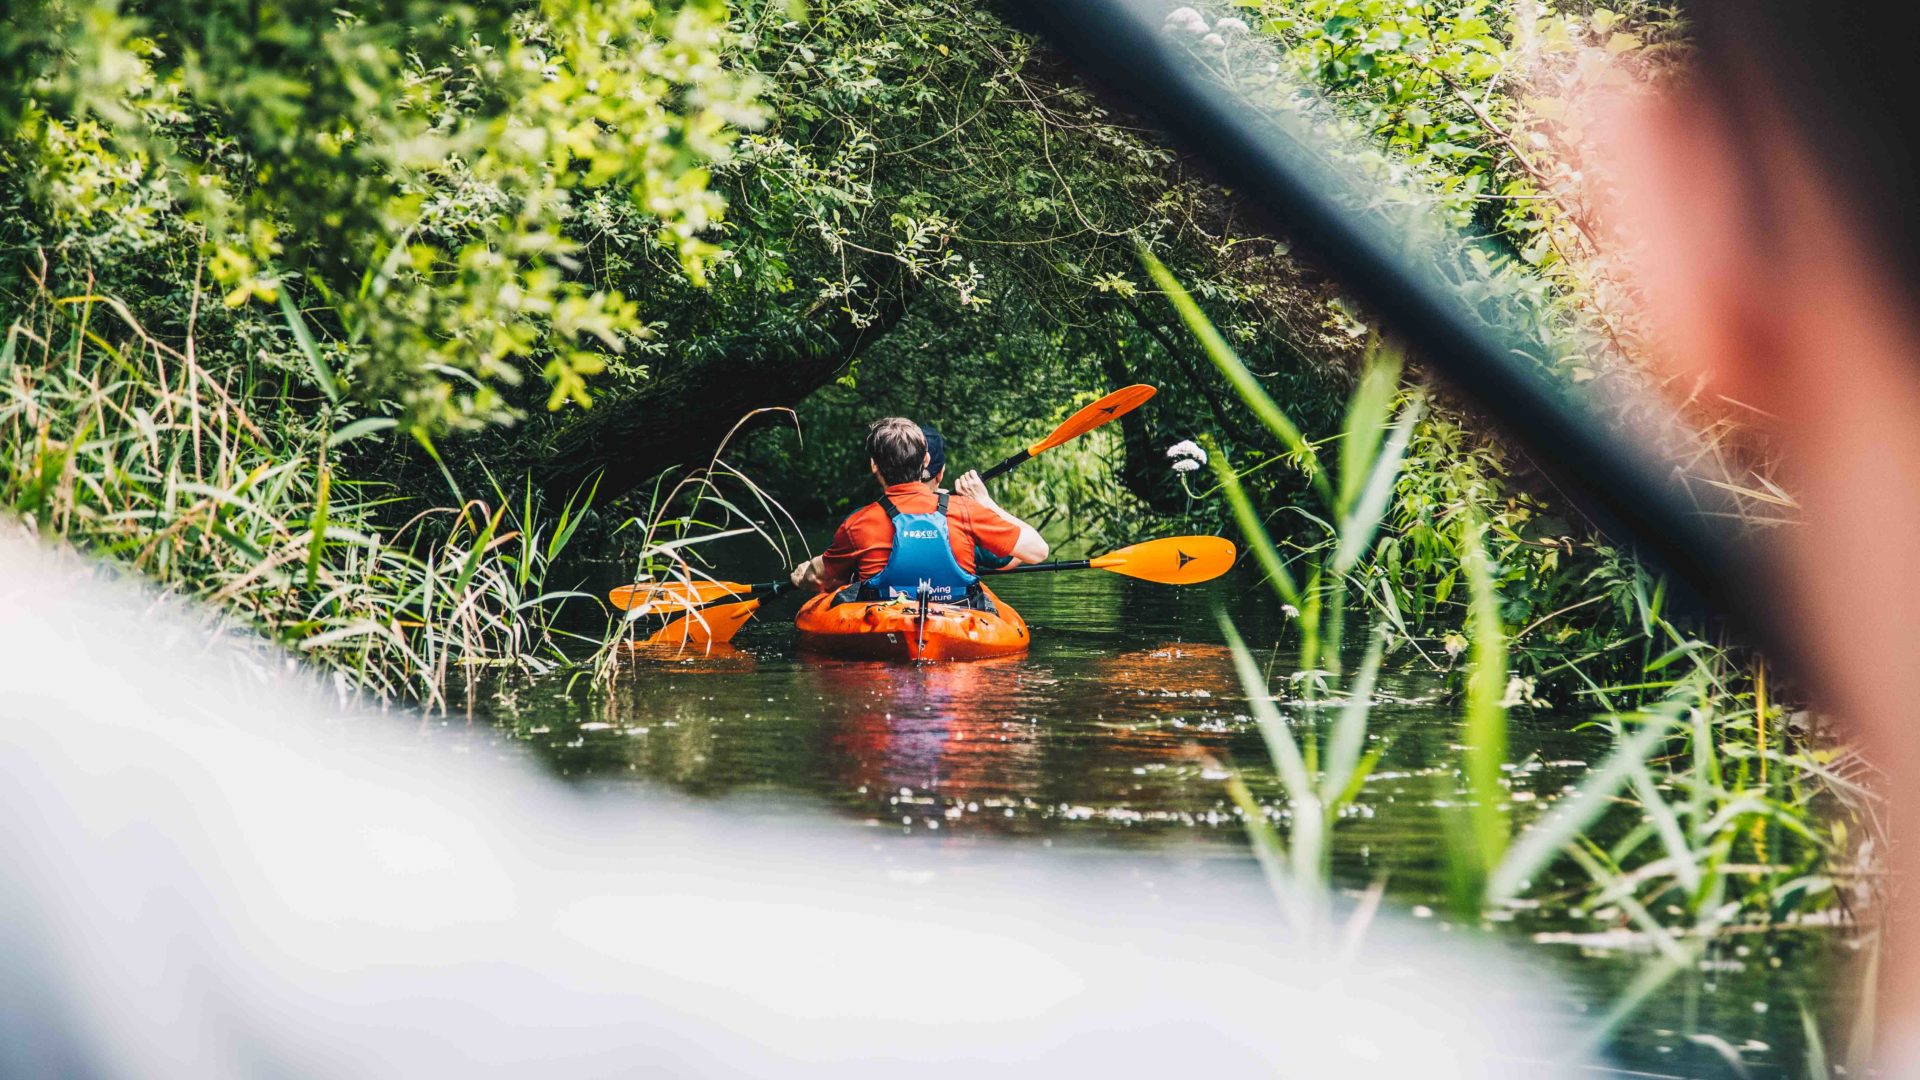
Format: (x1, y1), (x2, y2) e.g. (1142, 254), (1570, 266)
(794, 587), (1028, 662)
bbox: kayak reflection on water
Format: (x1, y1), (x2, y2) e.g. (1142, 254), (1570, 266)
(808, 657), (1045, 827)
(801, 645), (1241, 837)
(623, 639), (759, 672)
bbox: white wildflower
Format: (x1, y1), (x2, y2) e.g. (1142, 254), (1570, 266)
(1166, 439), (1207, 472)
(1163, 6), (1209, 34)
(1501, 675), (1547, 709)
(1203, 32), (1226, 47)
(1166, 439), (1208, 467)
(1215, 16), (1250, 33)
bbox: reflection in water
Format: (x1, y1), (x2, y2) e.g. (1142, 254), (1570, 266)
(806, 658), (1042, 832)
(624, 640), (759, 672)
(1087, 641), (1237, 696)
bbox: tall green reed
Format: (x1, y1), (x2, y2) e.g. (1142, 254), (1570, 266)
(1142, 242), (1867, 1038)
(1, 283), (608, 705)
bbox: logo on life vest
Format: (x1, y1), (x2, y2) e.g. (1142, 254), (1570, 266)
(901, 528), (939, 539)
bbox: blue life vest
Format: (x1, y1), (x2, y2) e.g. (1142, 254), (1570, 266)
(859, 493), (978, 602)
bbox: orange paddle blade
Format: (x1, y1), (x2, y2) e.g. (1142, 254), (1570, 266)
(638, 599), (762, 647)
(1028, 384), (1157, 455)
(610, 580), (753, 611)
(1088, 535), (1237, 585)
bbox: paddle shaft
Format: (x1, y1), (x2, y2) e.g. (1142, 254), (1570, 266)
(987, 558), (1092, 574)
(645, 559), (1119, 602)
(978, 448), (1033, 482)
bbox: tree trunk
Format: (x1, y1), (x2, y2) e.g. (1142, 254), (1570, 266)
(533, 268), (916, 502)
(1096, 328), (1191, 515)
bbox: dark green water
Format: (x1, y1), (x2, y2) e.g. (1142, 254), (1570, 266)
(469, 569), (1853, 1078)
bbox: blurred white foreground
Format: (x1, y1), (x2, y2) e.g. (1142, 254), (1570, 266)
(0, 528), (1583, 1077)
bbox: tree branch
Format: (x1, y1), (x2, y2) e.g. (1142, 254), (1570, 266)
(533, 263), (918, 502)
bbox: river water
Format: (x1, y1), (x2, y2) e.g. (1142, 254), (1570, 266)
(467, 568), (1852, 1078)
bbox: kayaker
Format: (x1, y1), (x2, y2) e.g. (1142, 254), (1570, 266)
(789, 417), (1047, 604)
(919, 424), (1014, 573)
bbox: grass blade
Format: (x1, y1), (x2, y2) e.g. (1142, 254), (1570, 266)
(279, 291), (341, 405)
(1221, 612), (1328, 885)
(1207, 441), (1301, 607)
(1802, 998), (1830, 1079)
(305, 464), (331, 590)
(1321, 632), (1382, 805)
(1220, 612), (1313, 802)
(1627, 762), (1701, 897)
(1331, 397), (1420, 575)
(1140, 246), (1332, 506)
(1337, 341), (1402, 517)
(1489, 707), (1679, 904)
(1461, 518), (1510, 880)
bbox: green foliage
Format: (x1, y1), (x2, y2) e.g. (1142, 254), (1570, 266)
(3, 0), (760, 433)
(0, 284), (613, 700)
(699, 1), (1361, 539)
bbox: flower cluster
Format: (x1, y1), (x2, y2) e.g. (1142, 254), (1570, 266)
(1166, 439), (1209, 473)
(1163, 7), (1249, 48)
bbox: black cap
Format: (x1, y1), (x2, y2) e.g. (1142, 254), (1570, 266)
(920, 426), (946, 482)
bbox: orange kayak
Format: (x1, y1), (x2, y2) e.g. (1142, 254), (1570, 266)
(794, 586), (1029, 662)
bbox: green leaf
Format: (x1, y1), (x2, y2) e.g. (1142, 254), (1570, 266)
(1337, 340), (1402, 516)
(1488, 707), (1679, 904)
(279, 290), (341, 406)
(326, 417), (398, 447)
(1332, 396), (1421, 574)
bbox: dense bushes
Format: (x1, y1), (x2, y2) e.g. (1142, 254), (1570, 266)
(0, 0), (767, 693)
(2, 0), (756, 433)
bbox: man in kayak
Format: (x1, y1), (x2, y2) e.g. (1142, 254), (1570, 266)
(789, 417), (1048, 605)
(919, 424), (1014, 574)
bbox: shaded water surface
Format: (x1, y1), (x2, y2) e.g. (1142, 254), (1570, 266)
(471, 570), (1850, 1078)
